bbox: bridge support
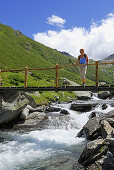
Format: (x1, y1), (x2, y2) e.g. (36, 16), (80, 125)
(95, 61), (99, 87)
(56, 64), (59, 88)
(24, 67), (28, 88)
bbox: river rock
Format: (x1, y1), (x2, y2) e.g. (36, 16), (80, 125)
(77, 96), (92, 100)
(20, 107), (29, 120)
(45, 106), (61, 112)
(22, 92), (36, 108)
(100, 110), (114, 120)
(89, 111), (103, 118)
(77, 117), (101, 140)
(70, 102), (98, 112)
(106, 138), (114, 156)
(0, 91), (29, 125)
(78, 139), (108, 166)
(60, 109), (70, 115)
(98, 91), (111, 99)
(102, 103), (108, 110)
(105, 118), (114, 128)
(100, 120), (114, 139)
(29, 106), (45, 113)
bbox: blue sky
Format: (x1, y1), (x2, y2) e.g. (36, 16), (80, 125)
(0, 0), (114, 59)
(0, 0), (114, 38)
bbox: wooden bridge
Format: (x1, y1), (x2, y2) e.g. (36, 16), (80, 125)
(0, 61), (114, 92)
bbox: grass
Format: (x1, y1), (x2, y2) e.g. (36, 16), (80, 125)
(30, 91), (76, 105)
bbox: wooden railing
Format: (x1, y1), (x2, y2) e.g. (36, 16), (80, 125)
(0, 61), (114, 88)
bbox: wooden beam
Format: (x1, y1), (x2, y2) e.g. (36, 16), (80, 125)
(95, 61), (99, 87)
(24, 67), (28, 88)
(56, 64), (59, 88)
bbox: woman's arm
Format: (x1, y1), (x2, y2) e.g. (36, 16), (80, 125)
(85, 54), (89, 64)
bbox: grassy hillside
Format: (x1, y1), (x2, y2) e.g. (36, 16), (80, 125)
(0, 22), (94, 86)
(0, 22), (113, 88)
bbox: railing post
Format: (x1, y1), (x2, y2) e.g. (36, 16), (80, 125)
(24, 67), (28, 88)
(56, 64), (59, 88)
(0, 69), (2, 86)
(95, 61), (99, 87)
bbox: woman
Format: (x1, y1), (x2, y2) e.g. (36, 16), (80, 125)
(76, 49), (89, 87)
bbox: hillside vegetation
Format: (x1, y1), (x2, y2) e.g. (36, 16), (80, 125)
(0, 22), (113, 90)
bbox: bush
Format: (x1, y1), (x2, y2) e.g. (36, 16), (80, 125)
(8, 74), (24, 86)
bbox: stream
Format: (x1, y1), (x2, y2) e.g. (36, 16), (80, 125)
(0, 94), (114, 170)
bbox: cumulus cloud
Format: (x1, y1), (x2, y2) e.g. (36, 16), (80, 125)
(33, 13), (114, 60)
(46, 15), (66, 27)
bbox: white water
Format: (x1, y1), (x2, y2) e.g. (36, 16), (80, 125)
(0, 95), (114, 170)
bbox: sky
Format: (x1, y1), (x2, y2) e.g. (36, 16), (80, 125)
(0, 0), (114, 59)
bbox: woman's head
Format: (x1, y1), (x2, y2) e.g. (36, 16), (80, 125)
(80, 49), (84, 55)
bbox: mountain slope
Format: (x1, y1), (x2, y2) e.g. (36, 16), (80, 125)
(0, 23), (94, 86)
(0, 22), (113, 86)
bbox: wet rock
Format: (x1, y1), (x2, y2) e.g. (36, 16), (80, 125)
(102, 103), (108, 110)
(89, 111), (103, 118)
(78, 139), (108, 166)
(98, 91), (111, 99)
(60, 109), (70, 115)
(77, 96), (92, 100)
(29, 106), (45, 113)
(0, 91), (29, 125)
(100, 120), (114, 139)
(45, 107), (61, 112)
(106, 138), (114, 156)
(106, 118), (114, 128)
(77, 117), (101, 140)
(86, 162), (102, 170)
(70, 102), (98, 112)
(102, 154), (114, 170)
(89, 112), (97, 118)
(100, 110), (114, 120)
(22, 92), (36, 108)
(20, 107), (29, 120)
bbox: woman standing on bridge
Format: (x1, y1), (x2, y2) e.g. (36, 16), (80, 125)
(75, 49), (89, 87)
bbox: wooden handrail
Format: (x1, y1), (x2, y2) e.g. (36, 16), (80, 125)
(0, 61), (114, 88)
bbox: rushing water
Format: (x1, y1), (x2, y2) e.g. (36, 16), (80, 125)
(0, 94), (114, 170)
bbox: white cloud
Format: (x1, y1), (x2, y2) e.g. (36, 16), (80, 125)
(46, 15), (66, 27)
(33, 13), (114, 60)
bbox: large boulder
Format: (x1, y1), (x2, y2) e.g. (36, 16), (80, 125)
(78, 139), (108, 166)
(60, 109), (70, 115)
(100, 110), (114, 120)
(77, 117), (101, 140)
(77, 96), (92, 100)
(70, 102), (98, 112)
(105, 118), (114, 128)
(45, 106), (61, 112)
(22, 92), (36, 108)
(98, 91), (111, 99)
(89, 111), (103, 118)
(0, 91), (29, 125)
(100, 120), (114, 139)
(106, 138), (114, 156)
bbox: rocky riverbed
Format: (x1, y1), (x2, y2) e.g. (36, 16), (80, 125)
(0, 90), (114, 170)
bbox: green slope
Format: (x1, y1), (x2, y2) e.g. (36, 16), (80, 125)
(0, 22), (94, 86)
(0, 22), (113, 87)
